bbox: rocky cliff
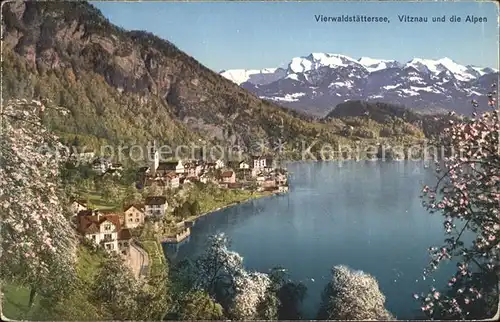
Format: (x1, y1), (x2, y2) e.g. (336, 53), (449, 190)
(2, 1), (319, 151)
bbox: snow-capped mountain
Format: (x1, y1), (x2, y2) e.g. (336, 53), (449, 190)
(220, 68), (286, 85)
(220, 53), (498, 116)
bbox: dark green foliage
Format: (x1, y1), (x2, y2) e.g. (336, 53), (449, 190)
(430, 272), (498, 320)
(268, 267), (308, 320)
(278, 282), (308, 319)
(173, 201), (193, 219)
(189, 200), (201, 217)
(325, 100), (459, 140)
(165, 290), (225, 320)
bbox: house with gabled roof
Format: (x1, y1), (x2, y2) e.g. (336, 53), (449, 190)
(165, 171), (180, 188)
(77, 211), (121, 252)
(123, 204), (145, 229)
(239, 160), (251, 169)
(92, 157), (112, 174)
(185, 162), (204, 177)
(220, 170), (236, 184)
(215, 159), (225, 169)
(251, 155), (273, 169)
(156, 160), (185, 175)
(70, 199), (87, 215)
(144, 196), (168, 219)
(117, 228), (132, 256)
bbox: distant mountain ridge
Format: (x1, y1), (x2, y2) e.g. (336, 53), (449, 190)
(221, 53), (498, 116)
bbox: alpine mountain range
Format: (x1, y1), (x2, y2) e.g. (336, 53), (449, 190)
(220, 53), (499, 117)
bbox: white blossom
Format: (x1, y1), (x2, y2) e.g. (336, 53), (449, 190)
(318, 265), (395, 320)
(193, 233), (278, 320)
(231, 271), (271, 320)
(0, 99), (76, 300)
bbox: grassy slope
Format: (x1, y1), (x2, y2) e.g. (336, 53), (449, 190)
(1, 284), (42, 320)
(1, 244), (105, 320)
(140, 240), (167, 277)
(80, 187), (128, 211)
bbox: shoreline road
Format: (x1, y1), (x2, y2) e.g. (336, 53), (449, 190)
(128, 240), (150, 279)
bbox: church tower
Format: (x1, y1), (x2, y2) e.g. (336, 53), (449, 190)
(149, 140), (159, 175)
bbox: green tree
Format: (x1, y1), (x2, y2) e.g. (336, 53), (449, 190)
(168, 291), (225, 320)
(72, 135), (81, 147)
(92, 254), (139, 319)
(135, 272), (170, 320)
(122, 184), (143, 206)
(174, 201), (192, 219)
(189, 200), (201, 217)
(92, 253), (170, 320)
(102, 182), (120, 204)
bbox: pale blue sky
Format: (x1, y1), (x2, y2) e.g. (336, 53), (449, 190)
(92, 1), (499, 71)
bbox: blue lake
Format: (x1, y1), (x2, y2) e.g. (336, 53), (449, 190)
(165, 161), (459, 319)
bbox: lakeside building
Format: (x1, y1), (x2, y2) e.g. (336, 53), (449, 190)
(145, 196), (168, 219)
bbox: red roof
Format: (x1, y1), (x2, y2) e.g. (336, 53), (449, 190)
(221, 171), (234, 178)
(166, 171), (178, 179)
(78, 213), (121, 234)
(118, 228), (132, 241)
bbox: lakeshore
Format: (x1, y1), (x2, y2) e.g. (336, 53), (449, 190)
(168, 161), (455, 319)
(160, 189), (282, 244)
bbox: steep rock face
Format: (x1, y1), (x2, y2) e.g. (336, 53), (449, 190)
(2, 1), (316, 149)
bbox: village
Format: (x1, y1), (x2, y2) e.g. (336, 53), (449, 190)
(70, 142), (289, 278)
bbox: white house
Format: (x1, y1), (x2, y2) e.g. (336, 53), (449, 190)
(145, 196), (168, 219)
(185, 163), (204, 177)
(110, 163), (123, 171)
(99, 217), (119, 251)
(200, 172), (214, 184)
(276, 173), (288, 186)
(70, 200), (87, 215)
(239, 161), (250, 169)
(252, 156), (266, 169)
(256, 175), (266, 183)
(91, 157), (112, 174)
(215, 159), (225, 169)
(175, 160), (185, 174)
(166, 171), (180, 189)
(252, 156), (274, 169)
(77, 212), (122, 252)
